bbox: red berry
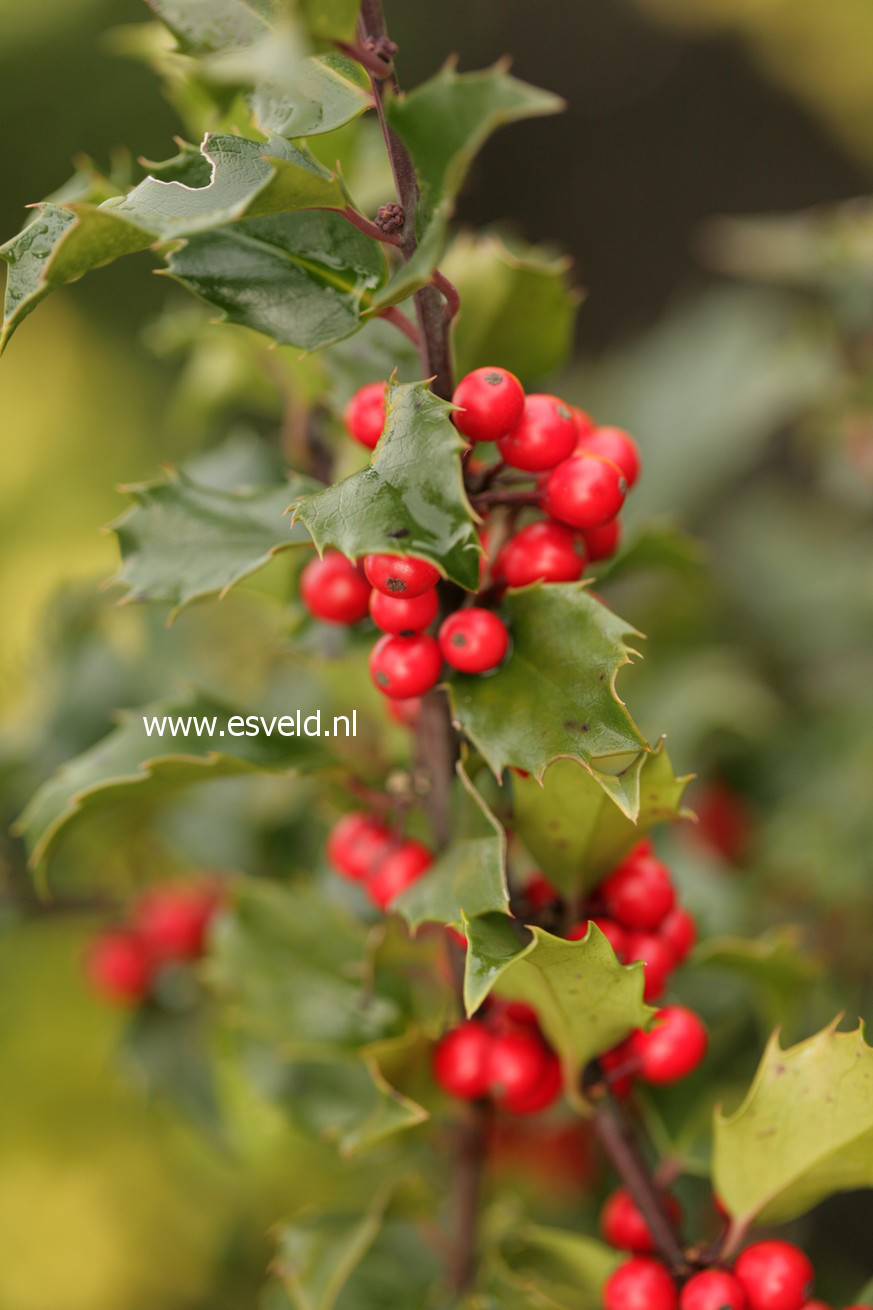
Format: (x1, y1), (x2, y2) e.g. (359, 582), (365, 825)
(86, 930), (152, 1004)
(625, 931), (675, 1001)
(369, 632), (442, 698)
(600, 1043), (635, 1099)
(525, 872), (559, 909)
(300, 551), (370, 624)
(452, 366), (525, 443)
(577, 425), (641, 487)
(604, 1257), (678, 1310)
(344, 381), (386, 449)
(734, 1243), (814, 1310)
(680, 1270), (747, 1310)
(601, 847), (676, 930)
(567, 917), (629, 960)
(433, 1021), (492, 1098)
(364, 553), (440, 598)
(495, 520), (586, 587)
(799, 1303), (832, 1310)
(659, 907), (696, 965)
(582, 517), (622, 561)
(601, 1188), (682, 1255)
(386, 696), (422, 727)
(367, 839), (432, 910)
(438, 608), (509, 674)
(629, 1007), (708, 1085)
(497, 393), (578, 471)
(326, 811), (392, 880)
(135, 884), (220, 961)
(487, 1030), (551, 1103)
(503, 1048), (562, 1115)
(369, 587), (438, 634)
(572, 407), (597, 441)
(542, 451), (627, 529)
(489, 999), (541, 1032)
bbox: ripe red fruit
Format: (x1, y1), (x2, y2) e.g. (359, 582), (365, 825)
(86, 930), (152, 1004)
(326, 811), (392, 880)
(433, 1021), (492, 1098)
(438, 608), (509, 674)
(601, 1188), (682, 1255)
(577, 425), (641, 487)
(680, 1270), (747, 1310)
(659, 907), (697, 964)
(370, 632), (442, 698)
(601, 847), (676, 930)
(489, 999), (540, 1032)
(525, 872), (559, 909)
(497, 393), (578, 471)
(629, 1006), (708, 1085)
(600, 1043), (635, 1099)
(364, 553), (440, 598)
(369, 587), (438, 634)
(300, 551), (371, 624)
(542, 451), (627, 529)
(734, 1242), (814, 1310)
(344, 380), (386, 449)
(386, 695), (422, 727)
(800, 1303), (832, 1310)
(625, 931), (675, 1001)
(452, 366), (525, 443)
(503, 1048), (562, 1115)
(567, 917), (629, 960)
(604, 1256), (678, 1310)
(367, 839), (432, 910)
(572, 407), (597, 441)
(495, 520), (586, 587)
(135, 884), (219, 961)
(583, 517), (622, 561)
(487, 1030), (552, 1103)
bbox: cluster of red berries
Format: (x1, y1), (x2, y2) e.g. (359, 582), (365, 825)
(604, 1238), (857, 1310)
(86, 881), (221, 1005)
(326, 809), (433, 909)
(433, 999), (562, 1115)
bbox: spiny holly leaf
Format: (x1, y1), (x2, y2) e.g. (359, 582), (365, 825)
(166, 209), (387, 350)
(713, 1020), (873, 1226)
(280, 1054), (428, 1157)
(110, 467), (317, 617)
(375, 63), (564, 308)
(394, 763), (508, 930)
(447, 584), (650, 817)
(16, 692), (327, 873)
(513, 741), (691, 898)
(694, 928), (821, 1029)
(464, 915), (652, 1099)
(143, 0), (274, 53)
(292, 380), (481, 590)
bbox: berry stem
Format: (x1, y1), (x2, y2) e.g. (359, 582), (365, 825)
(377, 305), (421, 348)
(432, 268), (461, 322)
(338, 205), (403, 245)
(719, 1215), (751, 1263)
(448, 1098), (492, 1292)
(470, 489), (540, 509)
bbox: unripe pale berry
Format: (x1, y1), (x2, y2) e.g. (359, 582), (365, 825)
(344, 381), (386, 449)
(629, 1006), (708, 1085)
(497, 393), (578, 471)
(135, 884), (220, 961)
(601, 847), (676, 930)
(577, 424), (641, 487)
(734, 1242), (814, 1310)
(367, 839), (433, 910)
(680, 1270), (747, 1310)
(300, 551), (371, 624)
(326, 811), (392, 880)
(604, 1256), (678, 1310)
(438, 607), (509, 674)
(567, 917), (629, 960)
(452, 366), (525, 443)
(364, 553), (440, 598)
(583, 517), (622, 561)
(624, 931), (675, 1001)
(86, 930), (152, 1004)
(542, 451), (627, 529)
(369, 587), (438, 634)
(433, 1021), (492, 1098)
(369, 632), (442, 698)
(495, 520), (585, 587)
(601, 1187), (682, 1255)
(659, 907), (697, 964)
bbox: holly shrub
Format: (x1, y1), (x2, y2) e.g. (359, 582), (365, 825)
(3, 2), (873, 1307)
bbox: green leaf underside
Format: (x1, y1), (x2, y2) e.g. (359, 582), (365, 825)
(463, 915), (652, 1091)
(448, 584), (650, 816)
(16, 693), (326, 871)
(282, 1054), (428, 1157)
(375, 64), (564, 308)
(292, 380), (481, 590)
(110, 468), (317, 615)
(513, 742), (691, 898)
(713, 1021), (873, 1225)
(394, 763), (509, 930)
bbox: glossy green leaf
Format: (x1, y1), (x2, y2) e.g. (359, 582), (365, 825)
(394, 764), (509, 930)
(464, 915), (652, 1095)
(279, 1054), (428, 1157)
(292, 380), (481, 590)
(298, 0), (359, 44)
(167, 209), (387, 350)
(143, 0), (274, 53)
(513, 741), (691, 898)
(110, 467), (317, 617)
(714, 1020), (873, 1225)
(274, 1186), (394, 1310)
(448, 584), (650, 817)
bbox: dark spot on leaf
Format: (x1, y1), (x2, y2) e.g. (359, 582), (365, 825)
(386, 577), (406, 593)
(387, 527), (409, 539)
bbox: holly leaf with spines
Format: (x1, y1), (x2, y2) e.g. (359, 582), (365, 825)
(463, 915), (653, 1102)
(394, 763), (509, 930)
(110, 467), (318, 617)
(373, 63), (565, 309)
(694, 928), (821, 1030)
(291, 380), (482, 591)
(277, 1053), (428, 1157)
(16, 691), (328, 873)
(512, 741), (692, 898)
(447, 584), (651, 817)
(713, 1020), (873, 1226)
